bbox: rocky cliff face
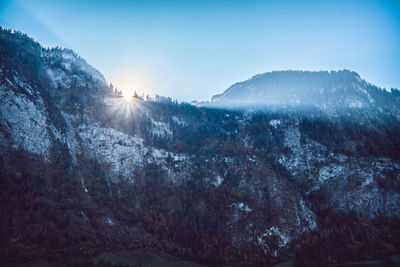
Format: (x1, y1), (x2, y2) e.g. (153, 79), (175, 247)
(1, 29), (399, 266)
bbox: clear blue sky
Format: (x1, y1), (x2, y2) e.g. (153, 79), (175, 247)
(1, 0), (399, 101)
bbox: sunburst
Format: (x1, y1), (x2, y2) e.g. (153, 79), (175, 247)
(121, 88), (134, 101)
(107, 93), (145, 120)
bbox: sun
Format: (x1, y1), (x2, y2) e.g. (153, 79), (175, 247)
(123, 93), (132, 101)
(121, 89), (134, 101)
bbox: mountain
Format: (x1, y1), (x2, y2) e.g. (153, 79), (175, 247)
(1, 28), (400, 266)
(211, 70), (400, 115)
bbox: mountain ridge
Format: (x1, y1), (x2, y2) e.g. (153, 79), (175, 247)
(210, 70), (400, 117)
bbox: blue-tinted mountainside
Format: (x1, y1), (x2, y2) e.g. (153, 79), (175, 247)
(1, 28), (400, 266)
(211, 70), (400, 115)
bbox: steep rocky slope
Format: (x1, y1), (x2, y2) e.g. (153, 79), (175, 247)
(1, 28), (399, 266)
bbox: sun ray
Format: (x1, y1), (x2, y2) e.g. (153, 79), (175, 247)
(106, 93), (147, 122)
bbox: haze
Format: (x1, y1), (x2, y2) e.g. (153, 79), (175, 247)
(1, 0), (399, 101)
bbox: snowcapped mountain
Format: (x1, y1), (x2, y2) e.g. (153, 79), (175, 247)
(1, 28), (399, 266)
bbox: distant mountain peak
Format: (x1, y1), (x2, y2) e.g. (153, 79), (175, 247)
(209, 69), (398, 114)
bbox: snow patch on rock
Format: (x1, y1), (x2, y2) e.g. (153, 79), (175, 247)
(232, 202), (252, 212)
(0, 90), (52, 160)
(269, 119), (281, 128)
(151, 119), (172, 137)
